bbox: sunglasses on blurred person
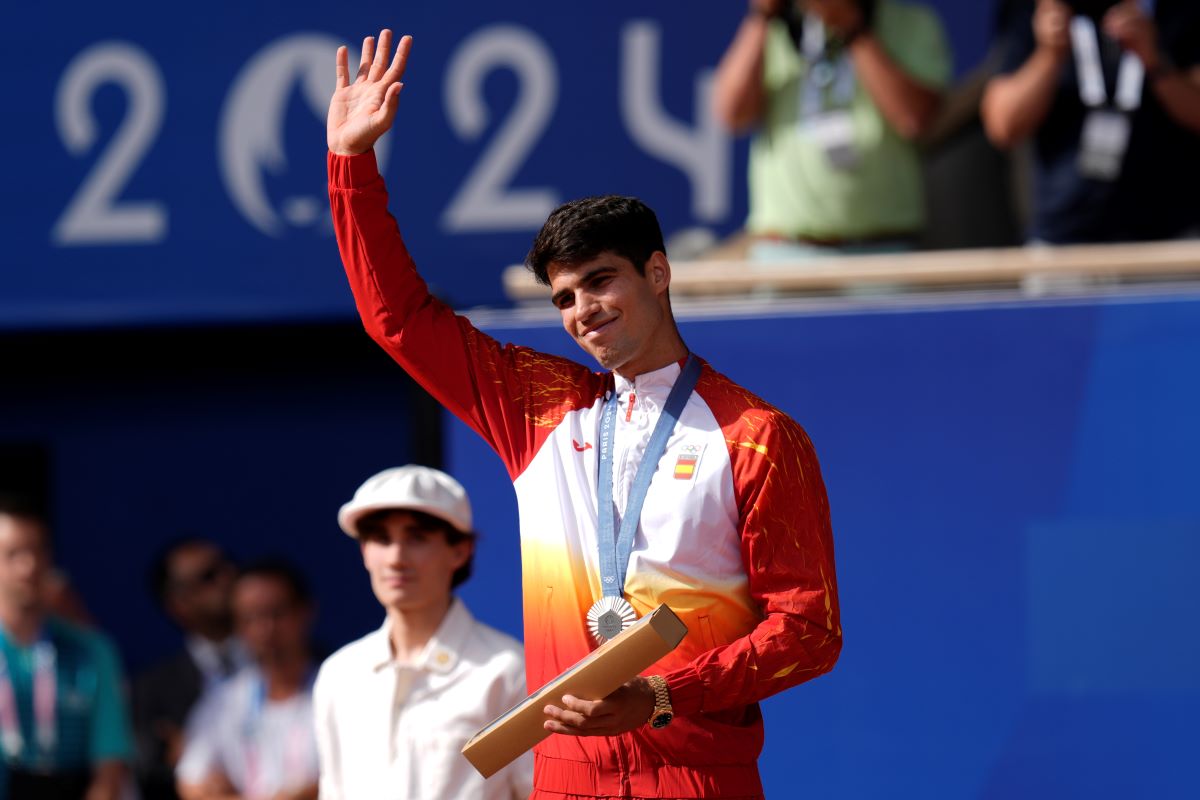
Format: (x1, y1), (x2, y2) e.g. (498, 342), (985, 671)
(170, 561), (231, 595)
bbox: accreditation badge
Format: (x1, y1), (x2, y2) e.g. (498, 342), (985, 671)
(587, 596), (638, 644)
(1077, 110), (1131, 182)
(803, 111), (859, 171)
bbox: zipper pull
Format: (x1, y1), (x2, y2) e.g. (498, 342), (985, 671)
(625, 393), (637, 423)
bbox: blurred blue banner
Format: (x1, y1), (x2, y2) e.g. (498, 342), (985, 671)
(2, 0), (989, 328)
(2, 1), (752, 326)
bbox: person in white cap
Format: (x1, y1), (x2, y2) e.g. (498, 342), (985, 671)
(312, 466), (532, 800)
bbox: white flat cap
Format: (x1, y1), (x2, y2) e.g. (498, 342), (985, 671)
(338, 465), (472, 538)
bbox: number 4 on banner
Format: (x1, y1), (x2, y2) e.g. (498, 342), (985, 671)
(621, 21), (730, 224)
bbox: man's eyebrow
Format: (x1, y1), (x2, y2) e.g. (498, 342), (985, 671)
(550, 265), (618, 306)
(358, 522), (386, 537)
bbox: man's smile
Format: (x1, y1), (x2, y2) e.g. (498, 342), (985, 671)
(582, 318), (617, 338)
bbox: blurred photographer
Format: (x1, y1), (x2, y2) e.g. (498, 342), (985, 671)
(713, 0), (951, 259)
(983, 0), (1200, 243)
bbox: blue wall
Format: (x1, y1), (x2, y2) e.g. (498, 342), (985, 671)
(447, 290), (1200, 797)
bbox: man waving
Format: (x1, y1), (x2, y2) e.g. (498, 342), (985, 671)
(326, 30), (841, 799)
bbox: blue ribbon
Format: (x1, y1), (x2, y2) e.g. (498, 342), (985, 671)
(596, 354), (701, 599)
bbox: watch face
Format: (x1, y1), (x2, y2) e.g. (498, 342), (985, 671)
(651, 711), (673, 729)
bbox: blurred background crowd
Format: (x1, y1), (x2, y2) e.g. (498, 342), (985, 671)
(0, 497), (326, 800)
(700, 0), (1198, 261)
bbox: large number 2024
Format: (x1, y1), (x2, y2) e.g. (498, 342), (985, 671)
(52, 23), (727, 246)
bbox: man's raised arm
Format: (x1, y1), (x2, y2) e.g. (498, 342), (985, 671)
(326, 29), (410, 156)
(325, 31), (599, 479)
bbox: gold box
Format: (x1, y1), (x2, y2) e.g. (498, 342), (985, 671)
(461, 604), (688, 778)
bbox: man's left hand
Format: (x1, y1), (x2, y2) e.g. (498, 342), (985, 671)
(543, 677), (655, 737)
(805, 0), (865, 39)
(1104, 1), (1161, 71)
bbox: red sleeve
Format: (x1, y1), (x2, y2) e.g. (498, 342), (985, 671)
(328, 150), (601, 478)
(663, 377), (842, 716)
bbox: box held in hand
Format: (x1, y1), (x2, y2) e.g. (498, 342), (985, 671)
(461, 604), (688, 778)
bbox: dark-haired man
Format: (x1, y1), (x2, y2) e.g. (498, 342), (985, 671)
(325, 32), (840, 799)
(134, 539), (244, 800)
(314, 466), (530, 799)
(0, 495), (133, 800)
(176, 561), (319, 800)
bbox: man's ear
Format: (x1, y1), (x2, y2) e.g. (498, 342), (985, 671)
(646, 251), (671, 295)
(450, 538), (474, 571)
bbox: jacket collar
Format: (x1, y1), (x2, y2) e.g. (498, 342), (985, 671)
(613, 357), (683, 398)
(370, 596), (472, 675)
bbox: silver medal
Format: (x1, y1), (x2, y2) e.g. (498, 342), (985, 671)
(587, 596), (638, 644)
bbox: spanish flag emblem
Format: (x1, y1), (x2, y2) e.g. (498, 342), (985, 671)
(673, 445), (701, 480)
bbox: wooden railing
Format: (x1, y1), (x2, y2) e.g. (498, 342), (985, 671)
(502, 240), (1200, 301)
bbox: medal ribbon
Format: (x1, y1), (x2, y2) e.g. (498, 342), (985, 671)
(596, 354), (701, 601)
(0, 634), (57, 760)
(1069, 0), (1155, 111)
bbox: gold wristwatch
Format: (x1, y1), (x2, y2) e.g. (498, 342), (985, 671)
(646, 675), (674, 729)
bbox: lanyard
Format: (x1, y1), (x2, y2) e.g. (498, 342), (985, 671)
(596, 354), (700, 599)
(242, 671), (314, 797)
(0, 634), (57, 760)
(1069, 0), (1155, 111)
(800, 15), (857, 117)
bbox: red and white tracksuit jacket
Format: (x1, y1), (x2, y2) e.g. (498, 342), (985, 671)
(329, 151), (841, 799)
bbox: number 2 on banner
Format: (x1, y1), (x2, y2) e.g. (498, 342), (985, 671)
(53, 42), (167, 246)
(441, 25), (560, 232)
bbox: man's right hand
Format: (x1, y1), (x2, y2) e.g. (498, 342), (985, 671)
(1034, 0), (1072, 59)
(750, 0), (788, 20)
(326, 29), (412, 156)
(806, 0), (866, 39)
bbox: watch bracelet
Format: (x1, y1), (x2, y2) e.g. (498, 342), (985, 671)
(647, 675), (672, 719)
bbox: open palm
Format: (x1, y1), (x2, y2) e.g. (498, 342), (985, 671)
(327, 30), (411, 156)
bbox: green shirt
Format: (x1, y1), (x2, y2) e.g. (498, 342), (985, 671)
(747, 1), (952, 240)
(0, 616), (133, 773)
